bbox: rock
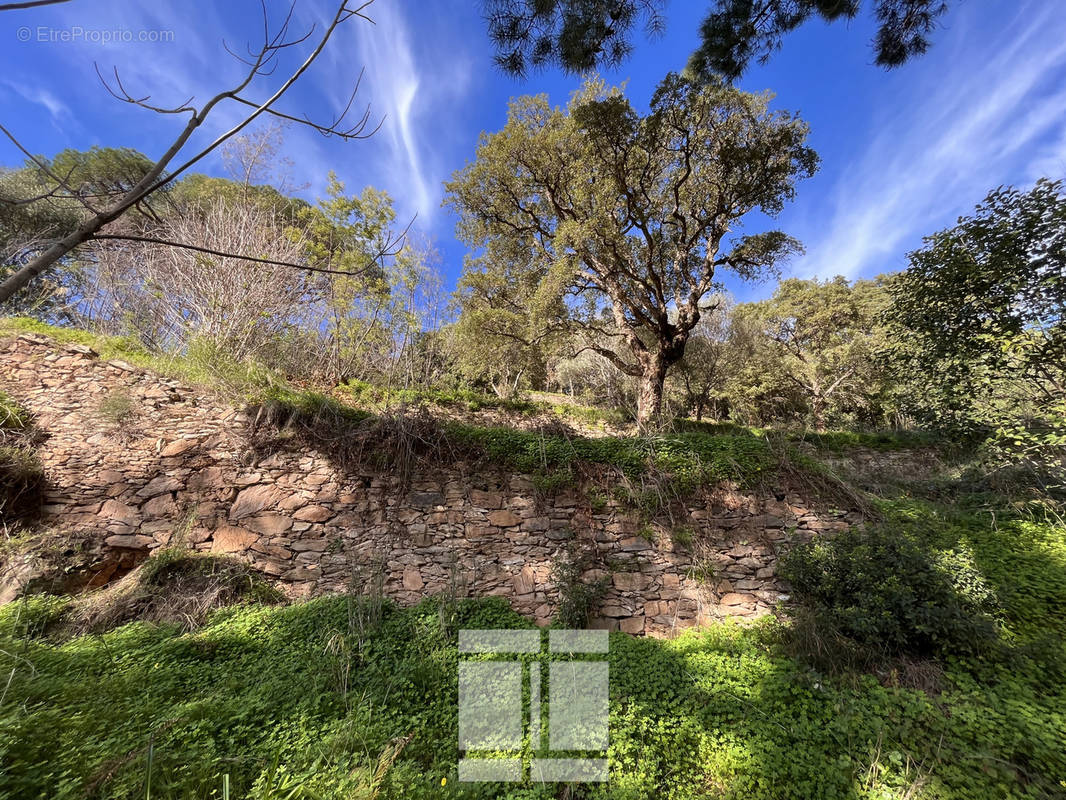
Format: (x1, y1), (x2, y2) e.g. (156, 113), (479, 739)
(409, 491), (444, 508)
(188, 466), (225, 491)
(753, 514), (785, 528)
(243, 513), (293, 535)
(719, 592), (756, 606)
(513, 566), (536, 594)
(230, 484), (287, 519)
(104, 534), (154, 549)
(210, 525), (258, 553)
(159, 439), (199, 457)
(293, 505), (333, 522)
(469, 489), (503, 508)
(136, 476), (183, 498)
(141, 493), (177, 518)
(612, 572), (648, 591)
(98, 469), (127, 485)
(282, 566), (319, 581)
(402, 568), (424, 590)
(291, 539), (329, 552)
(619, 616), (645, 634)
(488, 510), (522, 527)
(100, 499), (139, 524)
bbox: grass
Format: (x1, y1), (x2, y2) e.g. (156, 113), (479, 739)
(0, 388), (43, 521)
(340, 379), (630, 428)
(442, 422), (778, 492)
(1, 517), (1063, 800)
(0, 389), (30, 434)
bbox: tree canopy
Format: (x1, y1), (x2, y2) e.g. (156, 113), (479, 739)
(736, 276), (891, 429)
(484, 0), (951, 81)
(887, 178), (1066, 469)
(446, 73), (817, 423)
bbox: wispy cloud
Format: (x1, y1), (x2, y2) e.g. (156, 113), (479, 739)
(793, 1), (1066, 280)
(311, 0), (475, 226)
(0, 80), (71, 128)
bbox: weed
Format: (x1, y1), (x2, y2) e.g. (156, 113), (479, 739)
(587, 488), (609, 513)
(671, 525), (695, 548)
(551, 549), (610, 628)
(96, 389), (136, 428)
(0, 444), (44, 521)
(68, 550), (282, 635)
(0, 389), (30, 435)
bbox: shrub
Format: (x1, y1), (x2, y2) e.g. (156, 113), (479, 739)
(69, 550), (283, 634)
(551, 551), (609, 628)
(0, 389), (30, 433)
(782, 526), (1001, 660)
(0, 393), (44, 521)
(0, 445), (44, 520)
(96, 388), (136, 426)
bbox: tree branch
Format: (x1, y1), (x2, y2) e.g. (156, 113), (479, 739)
(0, 0), (71, 10)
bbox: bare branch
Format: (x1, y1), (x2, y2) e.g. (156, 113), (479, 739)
(91, 234), (373, 277)
(0, 0), (379, 305)
(94, 63), (197, 115)
(0, 0), (71, 10)
(0, 123), (104, 214)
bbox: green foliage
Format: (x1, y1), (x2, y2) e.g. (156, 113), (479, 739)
(782, 525), (1001, 659)
(1, 316), (156, 363)
(732, 276), (892, 430)
(96, 388), (136, 427)
(796, 428), (938, 452)
(485, 0), (667, 76)
(485, 1), (951, 82)
(0, 389), (43, 521)
(446, 73), (816, 422)
(0, 388), (29, 433)
(1, 587), (1064, 799)
(0, 594), (69, 639)
(171, 173), (308, 220)
(48, 146), (156, 201)
(0, 444), (44, 520)
(444, 422), (776, 494)
(688, 0), (951, 82)
(887, 179), (1066, 477)
(551, 552), (610, 628)
(671, 526), (694, 547)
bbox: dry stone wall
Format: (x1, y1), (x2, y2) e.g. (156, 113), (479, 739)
(1, 333), (860, 635)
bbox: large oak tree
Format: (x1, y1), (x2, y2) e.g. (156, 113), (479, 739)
(446, 74), (817, 424)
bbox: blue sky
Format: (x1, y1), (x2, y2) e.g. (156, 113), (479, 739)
(2, 0), (1065, 302)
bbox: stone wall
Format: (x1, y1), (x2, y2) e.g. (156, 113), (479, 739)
(1, 333), (859, 635)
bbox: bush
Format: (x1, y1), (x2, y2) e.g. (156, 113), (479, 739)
(781, 526), (1001, 660)
(96, 388), (136, 427)
(0, 389), (30, 433)
(68, 550), (284, 634)
(0, 391), (43, 520)
(0, 445), (44, 519)
(551, 551), (609, 628)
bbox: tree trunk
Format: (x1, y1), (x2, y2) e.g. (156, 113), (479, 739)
(636, 358), (669, 427)
(811, 394), (826, 432)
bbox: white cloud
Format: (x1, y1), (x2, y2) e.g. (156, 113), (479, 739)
(793, 1), (1066, 280)
(308, 0), (475, 227)
(0, 80), (71, 126)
